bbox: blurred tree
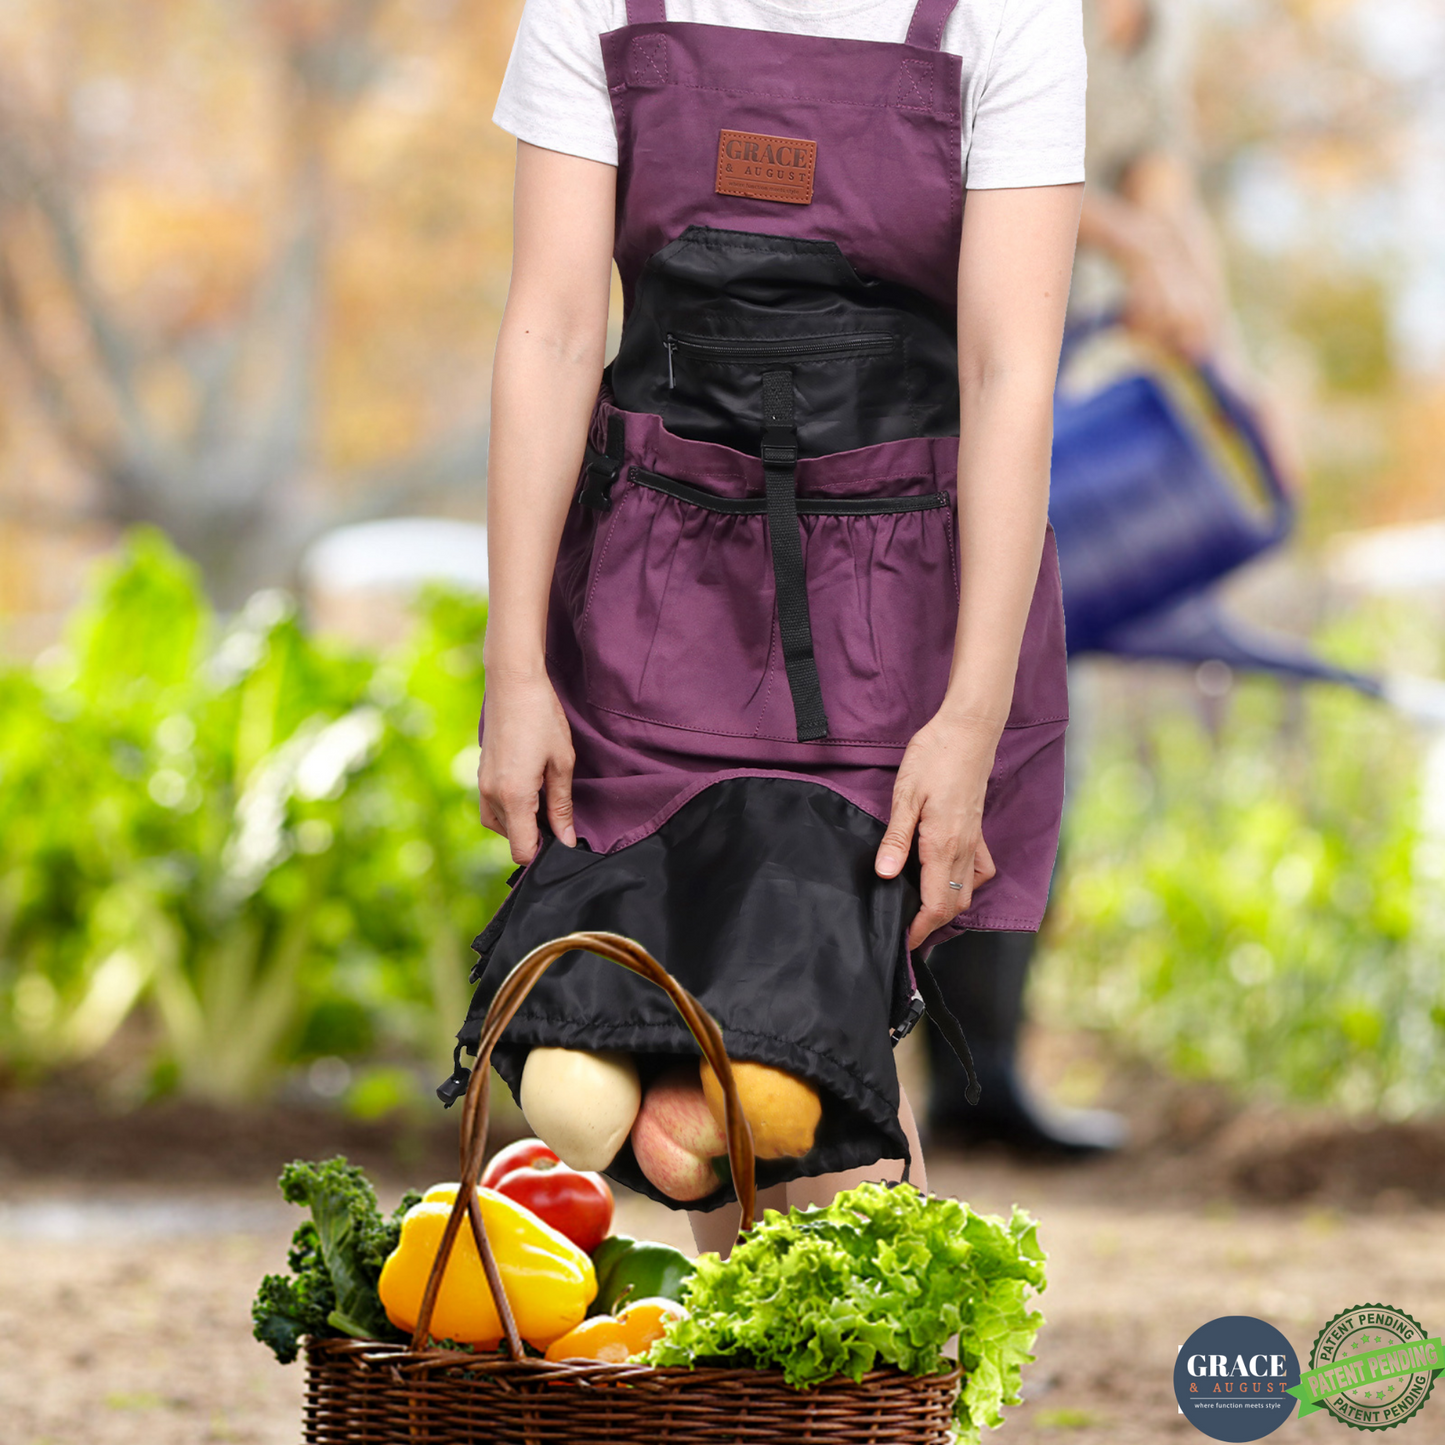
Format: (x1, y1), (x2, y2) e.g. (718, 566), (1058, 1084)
(1286, 270), (1393, 396)
(0, 0), (519, 605)
(1188, 0), (1445, 532)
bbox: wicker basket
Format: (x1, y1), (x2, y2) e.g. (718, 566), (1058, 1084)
(301, 930), (963, 1444)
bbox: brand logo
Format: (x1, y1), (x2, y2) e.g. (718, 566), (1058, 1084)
(1174, 1315), (1299, 1441)
(1289, 1304), (1441, 1430)
(715, 129), (816, 205)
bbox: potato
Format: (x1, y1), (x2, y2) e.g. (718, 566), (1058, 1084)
(519, 1047), (641, 1171)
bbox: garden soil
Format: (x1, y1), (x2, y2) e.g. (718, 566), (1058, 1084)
(4, 1032), (1445, 1445)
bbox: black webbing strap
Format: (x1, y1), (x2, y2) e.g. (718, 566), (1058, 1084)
(579, 414), (626, 510)
(913, 950), (983, 1105)
(761, 369), (829, 742)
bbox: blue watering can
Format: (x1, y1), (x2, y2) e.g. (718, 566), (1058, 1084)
(1048, 322), (1381, 696)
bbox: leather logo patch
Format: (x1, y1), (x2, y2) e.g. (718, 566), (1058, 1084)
(716, 129), (816, 205)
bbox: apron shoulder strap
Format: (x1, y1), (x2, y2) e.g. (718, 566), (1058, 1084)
(627, 0), (951, 49)
(629, 0), (953, 43)
(905, 0), (959, 50)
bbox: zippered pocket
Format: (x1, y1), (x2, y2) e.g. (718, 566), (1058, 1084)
(611, 225), (959, 455)
(631, 325), (914, 457)
(630, 465), (945, 516)
(664, 330), (896, 388)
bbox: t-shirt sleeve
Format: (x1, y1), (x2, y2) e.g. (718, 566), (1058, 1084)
(493, 0), (622, 167)
(966, 0), (1086, 189)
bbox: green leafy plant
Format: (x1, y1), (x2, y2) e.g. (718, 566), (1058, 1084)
(253, 1156), (422, 1363)
(648, 1182), (1046, 1442)
(1037, 646), (1445, 1116)
(0, 528), (511, 1100)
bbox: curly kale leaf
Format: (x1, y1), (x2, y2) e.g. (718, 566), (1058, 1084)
(252, 1267), (332, 1365)
(252, 1157), (420, 1363)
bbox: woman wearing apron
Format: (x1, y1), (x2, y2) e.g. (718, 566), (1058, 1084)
(460, 0), (1085, 1252)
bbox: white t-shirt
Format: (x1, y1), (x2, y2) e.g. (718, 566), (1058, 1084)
(494, 0), (1086, 190)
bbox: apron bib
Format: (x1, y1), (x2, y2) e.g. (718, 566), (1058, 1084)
(457, 0), (1069, 1208)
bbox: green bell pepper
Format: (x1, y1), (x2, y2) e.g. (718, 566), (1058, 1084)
(587, 1235), (696, 1317)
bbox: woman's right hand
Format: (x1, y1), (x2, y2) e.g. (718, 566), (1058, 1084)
(477, 672), (577, 865)
(477, 144), (614, 866)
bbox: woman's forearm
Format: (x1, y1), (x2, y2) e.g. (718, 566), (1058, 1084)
(487, 319), (608, 679)
(485, 143), (617, 681)
(945, 184), (1082, 735)
(946, 369), (1054, 732)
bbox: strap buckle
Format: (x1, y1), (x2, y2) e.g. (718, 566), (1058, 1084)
(580, 415), (627, 511)
(890, 989), (926, 1046)
(579, 447), (623, 511)
(761, 422), (797, 468)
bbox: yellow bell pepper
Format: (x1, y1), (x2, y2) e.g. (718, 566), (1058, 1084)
(379, 1183), (596, 1350)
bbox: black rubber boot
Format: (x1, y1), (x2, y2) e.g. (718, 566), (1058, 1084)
(922, 928), (1127, 1157)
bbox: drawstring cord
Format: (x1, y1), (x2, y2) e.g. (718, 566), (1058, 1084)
(912, 951), (983, 1105)
(436, 1041), (472, 1107)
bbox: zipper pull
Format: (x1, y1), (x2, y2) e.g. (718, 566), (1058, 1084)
(666, 336), (676, 389)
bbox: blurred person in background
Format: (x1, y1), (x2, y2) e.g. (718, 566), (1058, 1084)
(925, 0), (1248, 1155)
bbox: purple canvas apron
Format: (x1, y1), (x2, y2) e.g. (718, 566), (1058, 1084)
(457, 0), (1069, 1206)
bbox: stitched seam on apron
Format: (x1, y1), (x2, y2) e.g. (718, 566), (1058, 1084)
(631, 493), (687, 706)
(952, 913), (1045, 930)
(754, 599), (781, 740)
(644, 78), (959, 119)
(895, 59), (934, 112)
(590, 698), (921, 746)
(943, 507), (959, 600)
(578, 485), (629, 634)
(626, 34), (669, 87)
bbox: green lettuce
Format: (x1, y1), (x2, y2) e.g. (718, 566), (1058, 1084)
(646, 1181), (1045, 1441)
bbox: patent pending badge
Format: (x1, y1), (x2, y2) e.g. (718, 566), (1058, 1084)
(1288, 1304), (1441, 1430)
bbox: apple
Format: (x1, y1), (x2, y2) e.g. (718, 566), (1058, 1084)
(630, 1065), (727, 1202)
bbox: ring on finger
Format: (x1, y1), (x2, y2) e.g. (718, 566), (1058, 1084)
(947, 880), (964, 891)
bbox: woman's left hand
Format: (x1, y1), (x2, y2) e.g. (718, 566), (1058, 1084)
(874, 712), (999, 950)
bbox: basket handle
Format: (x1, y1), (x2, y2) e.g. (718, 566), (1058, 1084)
(410, 931), (758, 1355)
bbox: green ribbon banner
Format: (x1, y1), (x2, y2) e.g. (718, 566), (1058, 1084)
(1288, 1338), (1444, 1417)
